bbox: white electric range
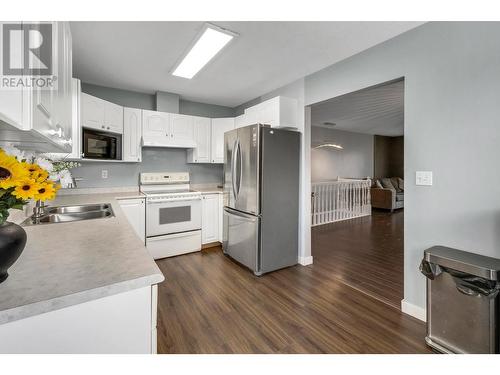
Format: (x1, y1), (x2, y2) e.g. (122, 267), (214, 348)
(140, 172), (202, 259)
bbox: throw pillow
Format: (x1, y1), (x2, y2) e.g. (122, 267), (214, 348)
(380, 178), (396, 192)
(397, 177), (404, 191)
(375, 180), (383, 189)
(391, 177), (402, 193)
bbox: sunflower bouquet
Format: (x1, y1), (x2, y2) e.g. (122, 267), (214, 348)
(0, 148), (60, 225)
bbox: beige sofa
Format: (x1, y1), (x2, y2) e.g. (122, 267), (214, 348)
(371, 177), (404, 212)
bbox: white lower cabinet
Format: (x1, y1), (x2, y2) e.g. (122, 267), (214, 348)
(218, 193), (224, 242)
(118, 198), (146, 243)
(0, 286), (157, 354)
(201, 193), (220, 244)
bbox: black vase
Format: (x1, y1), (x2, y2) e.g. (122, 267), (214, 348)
(0, 222), (27, 283)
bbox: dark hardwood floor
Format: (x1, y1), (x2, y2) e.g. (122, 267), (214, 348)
(156, 210), (430, 353)
(312, 209), (404, 308)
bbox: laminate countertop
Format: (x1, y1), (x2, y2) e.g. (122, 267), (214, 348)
(0, 192), (164, 325)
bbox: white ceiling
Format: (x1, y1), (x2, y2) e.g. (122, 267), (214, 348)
(70, 21), (423, 108)
(311, 79), (404, 136)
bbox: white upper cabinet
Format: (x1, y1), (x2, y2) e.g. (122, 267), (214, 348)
(142, 110), (170, 145)
(0, 21), (73, 153)
(81, 93), (123, 134)
(142, 111), (196, 148)
(81, 93), (105, 131)
(234, 113), (253, 129)
(123, 107), (142, 162)
(244, 96), (298, 130)
(187, 116), (211, 163)
(170, 114), (195, 146)
(211, 118), (234, 164)
(104, 101), (124, 134)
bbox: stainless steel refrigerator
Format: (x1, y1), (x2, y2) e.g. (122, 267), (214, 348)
(223, 124), (300, 275)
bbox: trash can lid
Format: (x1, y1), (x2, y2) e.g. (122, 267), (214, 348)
(424, 246), (500, 280)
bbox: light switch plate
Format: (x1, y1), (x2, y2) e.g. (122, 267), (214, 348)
(416, 171), (432, 186)
(101, 169), (108, 179)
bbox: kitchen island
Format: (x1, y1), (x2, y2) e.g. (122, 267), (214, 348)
(0, 190), (164, 354)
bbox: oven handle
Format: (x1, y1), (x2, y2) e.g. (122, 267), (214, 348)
(147, 197), (201, 204)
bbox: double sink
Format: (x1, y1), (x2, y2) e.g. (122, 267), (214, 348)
(22, 203), (114, 226)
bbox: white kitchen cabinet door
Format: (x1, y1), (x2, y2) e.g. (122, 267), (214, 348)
(218, 193), (223, 242)
(234, 113), (252, 129)
(211, 118), (234, 163)
(142, 110), (170, 143)
(243, 96), (298, 129)
(104, 101), (124, 134)
(0, 22), (72, 153)
(170, 113), (194, 143)
(187, 116), (211, 163)
(118, 198), (146, 243)
(202, 194), (219, 244)
(123, 107), (142, 162)
(81, 93), (105, 131)
(68, 78), (81, 159)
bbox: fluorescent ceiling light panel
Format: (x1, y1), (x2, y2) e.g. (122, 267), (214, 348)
(172, 24), (236, 79)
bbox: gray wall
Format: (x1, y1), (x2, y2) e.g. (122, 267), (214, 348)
(73, 148), (223, 188)
(156, 91), (180, 113)
(373, 135), (404, 179)
(78, 83), (234, 187)
(81, 82), (156, 110)
(304, 22), (500, 312)
(311, 127), (374, 182)
(179, 100), (235, 118)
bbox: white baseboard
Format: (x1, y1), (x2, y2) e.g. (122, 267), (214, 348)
(401, 299), (426, 322)
(298, 256), (313, 266)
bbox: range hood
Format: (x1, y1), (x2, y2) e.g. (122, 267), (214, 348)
(142, 136), (196, 149)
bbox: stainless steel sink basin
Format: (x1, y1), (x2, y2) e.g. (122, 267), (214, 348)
(22, 203), (114, 226)
(46, 203), (112, 215)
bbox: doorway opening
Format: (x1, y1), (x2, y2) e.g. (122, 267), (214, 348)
(309, 78), (405, 309)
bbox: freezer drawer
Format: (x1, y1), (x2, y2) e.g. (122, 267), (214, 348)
(223, 207), (259, 274)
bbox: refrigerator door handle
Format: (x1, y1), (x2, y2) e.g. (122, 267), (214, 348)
(223, 207), (259, 221)
(231, 138), (238, 201)
(236, 139), (243, 199)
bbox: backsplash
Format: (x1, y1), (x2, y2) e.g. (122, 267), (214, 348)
(72, 148), (223, 188)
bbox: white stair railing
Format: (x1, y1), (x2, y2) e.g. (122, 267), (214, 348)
(311, 179), (372, 226)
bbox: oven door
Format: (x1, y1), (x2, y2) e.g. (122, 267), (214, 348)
(146, 198), (202, 237)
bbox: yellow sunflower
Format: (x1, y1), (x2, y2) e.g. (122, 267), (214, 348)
(21, 162), (49, 183)
(34, 181), (58, 201)
(12, 178), (41, 200)
(0, 150), (29, 189)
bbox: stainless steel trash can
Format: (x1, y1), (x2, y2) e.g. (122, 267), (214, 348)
(420, 246), (500, 354)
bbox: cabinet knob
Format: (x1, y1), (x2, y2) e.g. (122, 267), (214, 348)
(101, 125), (105, 129)
(107, 126), (110, 130)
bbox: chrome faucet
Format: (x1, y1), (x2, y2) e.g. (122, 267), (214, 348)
(33, 200), (48, 219)
(67, 177), (83, 189)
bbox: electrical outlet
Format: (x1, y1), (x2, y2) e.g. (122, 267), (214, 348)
(416, 171), (432, 186)
(101, 170), (108, 179)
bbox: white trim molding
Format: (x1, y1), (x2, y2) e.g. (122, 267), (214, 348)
(401, 299), (426, 322)
(299, 256), (313, 266)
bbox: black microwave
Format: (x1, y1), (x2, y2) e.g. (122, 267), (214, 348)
(82, 128), (122, 160)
